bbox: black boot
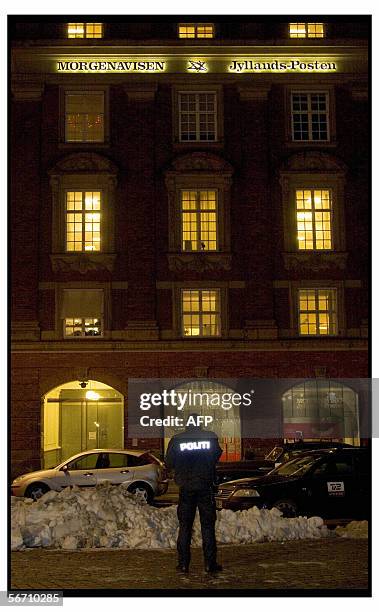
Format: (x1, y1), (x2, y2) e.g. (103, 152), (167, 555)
(205, 563), (223, 574)
(176, 564), (189, 573)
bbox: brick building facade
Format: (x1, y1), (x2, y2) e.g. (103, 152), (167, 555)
(10, 17), (369, 476)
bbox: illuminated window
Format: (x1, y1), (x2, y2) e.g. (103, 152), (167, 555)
(179, 92), (217, 141)
(65, 91), (104, 142)
(67, 23), (103, 38)
(296, 189), (332, 250)
(65, 191), (101, 252)
(291, 92), (329, 141)
(64, 318), (102, 337)
(182, 290), (221, 337)
(178, 23), (214, 38)
(289, 23), (325, 38)
(182, 190), (218, 251)
(62, 289), (104, 338)
(298, 289), (337, 336)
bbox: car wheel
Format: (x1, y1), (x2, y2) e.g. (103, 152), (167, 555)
(25, 483), (50, 501)
(273, 498), (298, 518)
(128, 483), (153, 504)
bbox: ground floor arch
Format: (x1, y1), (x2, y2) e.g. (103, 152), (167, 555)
(282, 380), (360, 445)
(163, 380), (241, 461)
(42, 380), (124, 468)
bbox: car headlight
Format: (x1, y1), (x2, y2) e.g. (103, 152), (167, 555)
(232, 488), (260, 497)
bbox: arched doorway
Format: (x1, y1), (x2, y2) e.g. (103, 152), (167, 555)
(163, 380), (241, 461)
(42, 380), (124, 468)
(282, 380), (360, 445)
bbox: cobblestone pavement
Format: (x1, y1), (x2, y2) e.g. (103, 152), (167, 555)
(11, 538), (369, 592)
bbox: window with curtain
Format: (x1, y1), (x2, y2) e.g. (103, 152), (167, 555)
(182, 289), (221, 337)
(65, 91), (105, 142)
(298, 288), (337, 336)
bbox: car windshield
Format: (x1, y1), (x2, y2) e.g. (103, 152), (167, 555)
(271, 453), (324, 477)
(265, 447), (283, 461)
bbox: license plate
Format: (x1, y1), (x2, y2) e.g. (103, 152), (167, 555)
(216, 499), (223, 509)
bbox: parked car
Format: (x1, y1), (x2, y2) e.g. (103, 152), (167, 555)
(215, 441), (353, 484)
(11, 449), (169, 502)
(215, 447), (369, 519)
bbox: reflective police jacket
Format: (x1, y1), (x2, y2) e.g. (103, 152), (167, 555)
(165, 427), (223, 490)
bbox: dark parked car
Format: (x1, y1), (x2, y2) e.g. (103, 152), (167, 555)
(215, 447), (369, 519)
(215, 441), (353, 484)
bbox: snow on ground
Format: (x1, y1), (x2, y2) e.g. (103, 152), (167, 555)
(335, 520), (368, 539)
(11, 482), (329, 551)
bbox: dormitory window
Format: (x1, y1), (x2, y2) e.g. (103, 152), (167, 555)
(178, 23), (214, 38)
(179, 92), (217, 141)
(65, 91), (105, 142)
(298, 288), (337, 336)
(182, 289), (221, 337)
(67, 23), (103, 38)
(61, 289), (104, 338)
(296, 189), (332, 250)
(289, 23), (325, 38)
(291, 92), (329, 141)
(65, 191), (101, 252)
(181, 190), (218, 251)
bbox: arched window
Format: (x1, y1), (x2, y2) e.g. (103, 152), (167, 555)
(282, 380), (360, 445)
(43, 380), (124, 468)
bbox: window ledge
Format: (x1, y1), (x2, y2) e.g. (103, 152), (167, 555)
(58, 142), (110, 150)
(167, 252), (232, 272)
(50, 253), (117, 274)
(285, 141), (337, 148)
(283, 251), (348, 271)
(173, 141), (224, 151)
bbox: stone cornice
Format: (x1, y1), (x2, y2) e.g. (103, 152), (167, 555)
(283, 251), (348, 271)
(50, 253), (117, 274)
(48, 152), (118, 176)
(167, 252), (232, 272)
(11, 338), (368, 353)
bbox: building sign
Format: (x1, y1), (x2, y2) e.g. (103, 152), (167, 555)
(55, 57), (338, 74)
(228, 59), (337, 72)
(12, 46), (367, 77)
(57, 60), (166, 72)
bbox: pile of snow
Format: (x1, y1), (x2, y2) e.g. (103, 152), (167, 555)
(11, 482), (328, 551)
(335, 520), (368, 539)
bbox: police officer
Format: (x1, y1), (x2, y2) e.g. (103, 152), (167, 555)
(165, 413), (223, 574)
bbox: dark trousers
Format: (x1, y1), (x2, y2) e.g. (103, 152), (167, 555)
(177, 487), (217, 568)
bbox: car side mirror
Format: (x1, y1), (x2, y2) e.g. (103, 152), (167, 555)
(61, 465), (68, 472)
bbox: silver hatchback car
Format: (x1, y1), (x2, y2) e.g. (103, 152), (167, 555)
(11, 449), (168, 502)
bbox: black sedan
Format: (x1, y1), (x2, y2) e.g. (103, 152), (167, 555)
(215, 441), (352, 484)
(215, 447), (369, 519)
